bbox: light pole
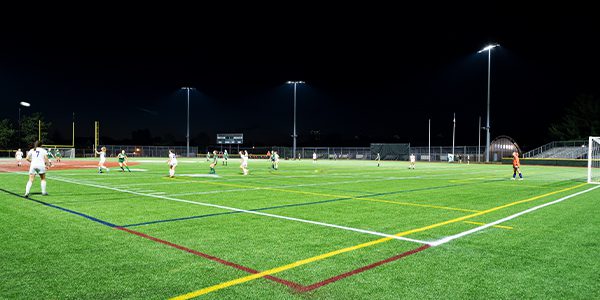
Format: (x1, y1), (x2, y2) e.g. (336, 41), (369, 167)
(452, 113), (456, 158)
(286, 81), (304, 159)
(18, 101), (30, 148)
(181, 87), (193, 157)
(478, 44), (499, 163)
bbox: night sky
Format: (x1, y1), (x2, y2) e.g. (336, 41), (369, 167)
(1, 8), (598, 150)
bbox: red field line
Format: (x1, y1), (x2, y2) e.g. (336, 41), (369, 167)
(115, 227), (303, 290)
(297, 244), (431, 292)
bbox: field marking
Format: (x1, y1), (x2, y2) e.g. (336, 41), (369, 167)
(193, 180), (479, 213)
(462, 221), (513, 230)
(430, 184), (600, 246)
(170, 183), (588, 299)
(49, 176), (429, 244)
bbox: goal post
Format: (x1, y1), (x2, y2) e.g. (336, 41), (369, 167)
(589, 136), (600, 184)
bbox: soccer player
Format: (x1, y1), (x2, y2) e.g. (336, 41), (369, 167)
(95, 146), (109, 173)
(206, 151), (210, 162)
(297, 152), (301, 160)
(167, 149), (177, 178)
(15, 148), (24, 167)
(54, 147), (62, 163)
(222, 149), (228, 166)
(24, 140), (51, 197)
(273, 151), (280, 170)
(270, 151), (276, 169)
(313, 152), (317, 163)
(240, 150), (249, 175)
(511, 151), (523, 180)
(409, 153), (416, 169)
(209, 150), (218, 174)
(117, 150), (131, 172)
(375, 152), (381, 167)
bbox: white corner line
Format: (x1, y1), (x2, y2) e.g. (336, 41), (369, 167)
(429, 184), (600, 247)
(49, 175), (429, 245)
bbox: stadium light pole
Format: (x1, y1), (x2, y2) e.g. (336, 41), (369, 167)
(478, 44), (499, 163)
(287, 81), (304, 160)
(181, 87), (193, 157)
(452, 113), (456, 158)
(18, 101), (31, 149)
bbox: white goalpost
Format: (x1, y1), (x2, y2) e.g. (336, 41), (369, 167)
(588, 136), (600, 184)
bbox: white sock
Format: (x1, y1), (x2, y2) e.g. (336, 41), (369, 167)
(41, 180), (47, 194)
(169, 169), (174, 176)
(25, 181), (32, 194)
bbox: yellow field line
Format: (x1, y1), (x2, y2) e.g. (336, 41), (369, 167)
(170, 183), (586, 299)
(463, 221), (513, 230)
(197, 180), (479, 213)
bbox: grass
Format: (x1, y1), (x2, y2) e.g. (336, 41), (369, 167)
(1, 158), (599, 299)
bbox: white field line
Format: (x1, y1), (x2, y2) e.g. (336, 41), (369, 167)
(49, 175), (429, 245)
(430, 184), (600, 246)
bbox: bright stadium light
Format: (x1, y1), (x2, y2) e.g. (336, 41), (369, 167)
(20, 101), (30, 107)
(287, 81), (305, 159)
(478, 43), (500, 162)
(181, 87), (194, 157)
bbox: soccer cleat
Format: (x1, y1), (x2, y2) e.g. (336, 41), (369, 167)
(511, 178), (516, 180)
(518, 178), (524, 181)
(42, 193), (48, 196)
(24, 194), (29, 198)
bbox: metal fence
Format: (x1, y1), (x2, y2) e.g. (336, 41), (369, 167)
(78, 145), (198, 158)
(410, 146), (483, 162)
(206, 146), (373, 160)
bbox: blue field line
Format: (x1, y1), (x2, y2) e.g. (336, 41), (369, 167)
(0, 188), (117, 228)
(121, 179), (501, 228)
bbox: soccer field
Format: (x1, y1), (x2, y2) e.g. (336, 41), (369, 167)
(1, 158), (599, 299)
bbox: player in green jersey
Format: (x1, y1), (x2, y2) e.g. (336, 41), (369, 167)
(117, 150), (131, 172)
(209, 150), (218, 174)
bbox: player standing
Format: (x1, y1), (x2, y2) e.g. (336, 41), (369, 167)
(209, 150), (218, 174)
(117, 150), (131, 172)
(313, 152), (317, 163)
(95, 147), (109, 173)
(240, 150), (249, 175)
(15, 148), (24, 167)
(409, 153), (416, 169)
(54, 147), (62, 163)
(273, 151), (280, 170)
(375, 152), (381, 167)
(24, 140), (51, 197)
(206, 151), (210, 162)
(223, 149), (228, 166)
(511, 151), (523, 180)
(167, 149), (177, 178)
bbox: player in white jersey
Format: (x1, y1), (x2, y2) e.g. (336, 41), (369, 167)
(95, 147), (109, 173)
(273, 151), (280, 170)
(409, 153), (416, 169)
(313, 152), (317, 163)
(167, 149), (178, 178)
(15, 148), (24, 167)
(24, 141), (51, 197)
(239, 150), (249, 175)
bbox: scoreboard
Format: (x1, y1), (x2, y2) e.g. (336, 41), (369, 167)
(217, 133), (244, 144)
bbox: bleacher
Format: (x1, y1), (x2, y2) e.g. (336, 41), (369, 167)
(523, 140), (588, 159)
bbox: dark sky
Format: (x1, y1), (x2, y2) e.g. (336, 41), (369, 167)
(1, 7), (599, 150)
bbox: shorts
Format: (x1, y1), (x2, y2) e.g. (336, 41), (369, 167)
(118, 159), (125, 163)
(170, 162), (178, 167)
(99, 159), (106, 164)
(241, 162), (248, 168)
(29, 165), (46, 175)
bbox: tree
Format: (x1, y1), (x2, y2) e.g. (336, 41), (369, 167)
(549, 95), (600, 140)
(0, 119), (15, 149)
(20, 113), (52, 147)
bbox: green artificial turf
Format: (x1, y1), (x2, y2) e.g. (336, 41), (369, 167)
(1, 158), (598, 299)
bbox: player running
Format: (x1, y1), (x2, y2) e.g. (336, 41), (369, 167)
(375, 152), (381, 167)
(240, 150), (249, 175)
(117, 150), (131, 172)
(222, 149), (228, 166)
(167, 149), (177, 178)
(15, 148), (24, 167)
(409, 153), (416, 169)
(511, 151), (523, 180)
(95, 146), (109, 173)
(24, 140), (52, 198)
(209, 150), (218, 174)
